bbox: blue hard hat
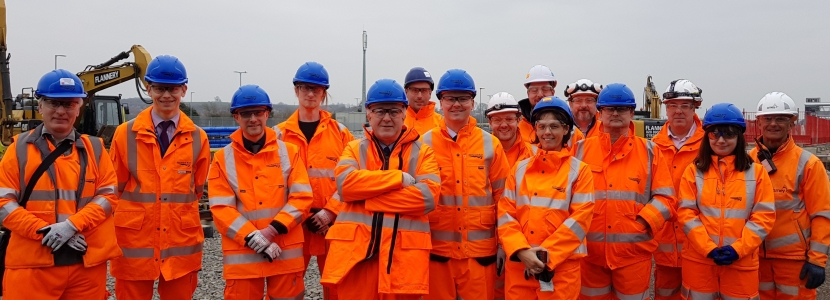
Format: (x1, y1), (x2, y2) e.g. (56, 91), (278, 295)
(293, 61), (329, 88)
(404, 67), (434, 90)
(435, 69), (476, 99)
(531, 96), (574, 126)
(703, 103), (746, 131)
(230, 84), (272, 113)
(365, 79), (407, 108)
(596, 83), (636, 108)
(35, 69), (87, 99)
(144, 55), (188, 85)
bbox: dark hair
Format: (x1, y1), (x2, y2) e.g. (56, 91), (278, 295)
(531, 110), (572, 147)
(694, 124), (752, 172)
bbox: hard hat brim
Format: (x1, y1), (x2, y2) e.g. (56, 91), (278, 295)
(37, 92), (88, 99)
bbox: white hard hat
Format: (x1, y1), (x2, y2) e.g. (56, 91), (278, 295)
(485, 92), (519, 116)
(756, 92), (797, 116)
(565, 79), (603, 98)
(663, 79), (702, 104)
(524, 65), (557, 88)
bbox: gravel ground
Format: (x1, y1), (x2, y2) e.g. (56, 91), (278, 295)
(99, 228), (830, 299)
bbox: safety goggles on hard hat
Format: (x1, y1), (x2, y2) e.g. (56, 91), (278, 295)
(663, 80), (702, 101)
(564, 82), (602, 98)
(485, 103), (519, 115)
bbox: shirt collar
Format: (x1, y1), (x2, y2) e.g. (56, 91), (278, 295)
(668, 122), (696, 140)
(40, 126), (76, 144)
(151, 108), (180, 129)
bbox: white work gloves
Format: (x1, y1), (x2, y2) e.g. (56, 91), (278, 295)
(261, 242), (283, 263)
(402, 172), (416, 188)
(66, 234), (88, 253)
(36, 220), (79, 251)
(245, 225), (278, 253)
(309, 209), (336, 235)
(496, 245), (506, 276)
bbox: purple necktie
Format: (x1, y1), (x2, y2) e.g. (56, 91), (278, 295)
(159, 120), (173, 157)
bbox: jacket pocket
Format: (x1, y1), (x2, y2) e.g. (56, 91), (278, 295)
(544, 211), (562, 235)
(480, 209), (496, 226)
(179, 209), (202, 230)
(114, 210), (145, 230)
(326, 223), (358, 241)
(279, 225), (305, 247)
(400, 230), (432, 250)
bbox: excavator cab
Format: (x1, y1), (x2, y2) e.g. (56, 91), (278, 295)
(77, 94), (127, 146)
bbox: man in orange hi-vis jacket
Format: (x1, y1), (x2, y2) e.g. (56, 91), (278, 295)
(651, 79), (705, 300)
(422, 69), (510, 300)
(403, 67), (443, 136)
(109, 55), (211, 300)
(321, 79), (440, 300)
(0, 70), (121, 299)
(751, 92), (830, 299)
(572, 84), (676, 300)
(209, 85), (312, 300)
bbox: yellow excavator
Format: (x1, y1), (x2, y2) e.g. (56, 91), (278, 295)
(631, 75), (667, 139)
(1, 0), (153, 149)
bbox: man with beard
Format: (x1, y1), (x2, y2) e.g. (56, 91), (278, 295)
(404, 67), (443, 135)
(565, 79), (604, 139)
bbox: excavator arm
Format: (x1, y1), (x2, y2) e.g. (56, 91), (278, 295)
(77, 44), (152, 103)
(644, 75), (662, 119)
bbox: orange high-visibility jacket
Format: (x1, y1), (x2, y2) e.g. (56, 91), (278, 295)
(677, 157), (776, 269)
(651, 116), (705, 267)
(321, 126), (440, 294)
(750, 136), (830, 268)
(504, 141), (538, 167)
(274, 110), (354, 255)
(109, 107), (211, 281)
(498, 148), (595, 270)
(422, 117), (510, 259)
(208, 128), (313, 279)
(405, 101), (443, 136)
(572, 123), (676, 269)
(0, 127), (121, 268)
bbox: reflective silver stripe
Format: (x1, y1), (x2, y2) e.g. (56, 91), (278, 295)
(467, 195), (492, 207)
(121, 247), (155, 258)
(758, 282), (774, 291)
(440, 195), (458, 206)
(652, 187), (675, 198)
(699, 206), (747, 219)
(530, 145), (538, 155)
(594, 190), (649, 205)
(810, 241), (830, 255)
(574, 140), (585, 160)
(657, 243), (675, 253)
(586, 232), (604, 242)
(0, 187), (18, 200)
(88, 136), (103, 164)
(57, 189), (77, 201)
(695, 169), (704, 206)
(681, 286), (717, 300)
(616, 289), (648, 300)
(276, 140), (292, 200)
(431, 230), (462, 242)
(57, 214), (71, 222)
(270, 290), (305, 300)
(160, 244), (203, 259)
(752, 201), (775, 213)
(0, 201), (21, 222)
(563, 217), (586, 241)
(407, 141), (422, 176)
(679, 198), (697, 209)
(481, 128), (494, 170)
(422, 131), (433, 148)
(791, 148), (811, 211)
(657, 287), (680, 297)
(468, 228), (495, 241)
(209, 196), (236, 206)
(775, 283), (799, 296)
(502, 189), (517, 201)
(358, 139), (370, 168)
(119, 191), (157, 203)
(337, 158), (358, 169)
(91, 196), (113, 216)
(766, 233), (800, 249)
(683, 218), (704, 236)
(497, 213), (517, 227)
(519, 195), (569, 210)
(812, 210), (830, 219)
(226, 215), (249, 240)
(581, 285), (612, 297)
(723, 296), (759, 300)
(125, 120), (140, 193)
(644, 140), (655, 206)
(415, 183), (436, 214)
(241, 207), (280, 222)
(406, 141), (434, 214)
(223, 144), (239, 193)
(289, 183), (312, 194)
(160, 193), (196, 203)
(224, 247), (303, 265)
(96, 185), (116, 195)
(572, 193), (593, 204)
(650, 198), (673, 221)
(337, 211), (430, 232)
(746, 220), (768, 240)
(415, 174), (440, 183)
(709, 234), (738, 246)
(336, 166), (356, 198)
(281, 203), (303, 225)
(16, 131), (31, 190)
(491, 178), (505, 190)
(337, 121), (348, 132)
(307, 168), (335, 179)
(744, 164), (757, 218)
(272, 125), (284, 140)
(191, 129), (202, 196)
(603, 232), (652, 243)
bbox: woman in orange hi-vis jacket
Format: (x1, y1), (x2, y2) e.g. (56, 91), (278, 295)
(320, 79), (440, 300)
(273, 62), (354, 300)
(0, 70), (121, 299)
(498, 97), (594, 300)
(208, 85), (313, 299)
(677, 103), (775, 299)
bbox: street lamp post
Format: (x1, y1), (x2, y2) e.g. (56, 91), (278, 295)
(233, 71), (247, 87)
(54, 54), (66, 70)
(190, 92), (195, 116)
(479, 87), (484, 119)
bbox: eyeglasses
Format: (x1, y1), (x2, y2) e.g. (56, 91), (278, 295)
(708, 131), (739, 140)
(150, 85), (183, 95)
(42, 99), (81, 110)
(666, 103), (695, 111)
(371, 108), (403, 118)
(569, 98), (597, 106)
(535, 122), (564, 132)
(297, 84), (324, 94)
(759, 116), (793, 124)
(527, 86), (554, 95)
(441, 96), (473, 105)
(489, 116), (518, 125)
(407, 87), (431, 95)
(235, 110), (267, 119)
(600, 106), (632, 113)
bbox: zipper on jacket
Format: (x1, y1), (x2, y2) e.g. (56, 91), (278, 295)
(386, 147), (406, 273)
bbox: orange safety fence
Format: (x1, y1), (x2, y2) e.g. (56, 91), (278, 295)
(744, 112), (830, 146)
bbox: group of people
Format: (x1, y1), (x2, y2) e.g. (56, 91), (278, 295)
(0, 55), (828, 300)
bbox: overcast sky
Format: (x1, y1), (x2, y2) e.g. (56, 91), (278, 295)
(7, 0), (829, 115)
